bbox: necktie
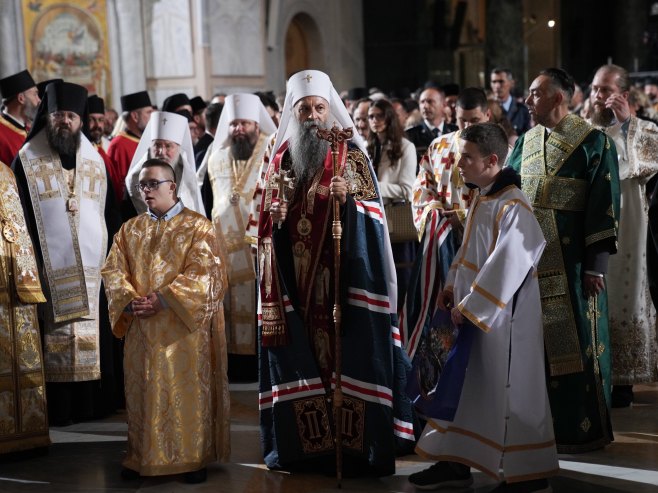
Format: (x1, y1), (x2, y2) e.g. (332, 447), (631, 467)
(431, 127), (439, 138)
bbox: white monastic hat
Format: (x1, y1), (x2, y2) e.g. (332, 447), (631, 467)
(125, 111), (205, 216)
(271, 69), (367, 158)
(214, 93), (277, 148)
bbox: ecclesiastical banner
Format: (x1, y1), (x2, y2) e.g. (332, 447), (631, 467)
(21, 0), (112, 104)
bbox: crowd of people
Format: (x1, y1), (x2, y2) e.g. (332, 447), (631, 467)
(0, 61), (656, 493)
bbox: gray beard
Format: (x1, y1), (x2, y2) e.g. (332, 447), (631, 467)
(46, 121), (81, 156)
(289, 119), (329, 185)
(591, 106), (615, 127)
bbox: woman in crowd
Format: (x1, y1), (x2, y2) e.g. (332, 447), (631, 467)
(367, 98), (417, 308)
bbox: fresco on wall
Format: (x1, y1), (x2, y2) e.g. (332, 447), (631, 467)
(22, 0), (111, 102)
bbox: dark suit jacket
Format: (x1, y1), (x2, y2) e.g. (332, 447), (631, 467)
(647, 174), (658, 309)
(405, 121), (458, 163)
(194, 132), (214, 169)
(505, 98), (532, 136)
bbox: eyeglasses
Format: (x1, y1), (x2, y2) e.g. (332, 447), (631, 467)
(137, 180), (173, 192)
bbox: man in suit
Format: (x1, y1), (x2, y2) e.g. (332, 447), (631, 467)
(490, 67), (532, 136)
(405, 86), (458, 163)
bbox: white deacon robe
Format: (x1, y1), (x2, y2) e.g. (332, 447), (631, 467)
(416, 182), (559, 483)
(602, 116), (658, 384)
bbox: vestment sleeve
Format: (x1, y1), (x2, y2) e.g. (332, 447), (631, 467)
(457, 200), (545, 332)
(101, 227), (139, 338)
(412, 144), (440, 231)
(159, 223), (225, 332)
(584, 133), (620, 252)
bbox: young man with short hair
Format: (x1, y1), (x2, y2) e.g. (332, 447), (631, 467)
(409, 123), (558, 493)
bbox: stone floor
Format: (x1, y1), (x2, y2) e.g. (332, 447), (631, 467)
(0, 383), (657, 492)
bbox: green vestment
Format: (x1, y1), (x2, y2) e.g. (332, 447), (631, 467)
(508, 114), (621, 453)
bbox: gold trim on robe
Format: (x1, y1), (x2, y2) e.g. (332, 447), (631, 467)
(521, 115), (593, 376)
(19, 131), (107, 382)
(0, 164), (49, 454)
(208, 132), (269, 354)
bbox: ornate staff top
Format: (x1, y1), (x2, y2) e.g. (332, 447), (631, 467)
(316, 123), (353, 150)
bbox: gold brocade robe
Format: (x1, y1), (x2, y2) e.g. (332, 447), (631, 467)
(0, 164), (49, 454)
(101, 207), (230, 475)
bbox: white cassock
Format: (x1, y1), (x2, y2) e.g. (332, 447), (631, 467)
(415, 182), (559, 483)
(600, 116), (658, 385)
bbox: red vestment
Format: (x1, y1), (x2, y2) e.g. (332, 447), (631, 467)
(0, 115), (27, 166)
(106, 131), (139, 201)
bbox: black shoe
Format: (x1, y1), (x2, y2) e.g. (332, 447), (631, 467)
(120, 467), (140, 481)
(408, 461), (473, 490)
(184, 467), (207, 484)
(611, 385), (634, 408)
(489, 479), (551, 492)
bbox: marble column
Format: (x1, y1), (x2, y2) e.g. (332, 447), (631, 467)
(107, 0), (148, 106)
(614, 0), (648, 72)
(0, 0), (27, 78)
(485, 0), (524, 86)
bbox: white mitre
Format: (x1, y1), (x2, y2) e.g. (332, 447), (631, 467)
(196, 93), (277, 184)
(125, 111), (205, 216)
(271, 69), (367, 158)
(214, 93), (277, 148)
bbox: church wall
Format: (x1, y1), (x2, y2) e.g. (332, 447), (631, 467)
(0, 0), (364, 107)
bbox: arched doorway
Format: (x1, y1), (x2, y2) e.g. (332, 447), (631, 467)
(284, 13), (323, 78)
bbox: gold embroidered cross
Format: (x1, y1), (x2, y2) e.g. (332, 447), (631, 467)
(304, 74), (312, 83)
(33, 163), (57, 193)
(80, 163), (104, 194)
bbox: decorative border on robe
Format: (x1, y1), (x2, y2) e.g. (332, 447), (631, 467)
(521, 118), (590, 377)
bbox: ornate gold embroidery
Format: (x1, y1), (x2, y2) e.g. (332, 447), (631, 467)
(343, 148), (377, 201)
(580, 417), (592, 433)
(341, 396), (365, 452)
(585, 228), (616, 247)
(293, 396), (334, 454)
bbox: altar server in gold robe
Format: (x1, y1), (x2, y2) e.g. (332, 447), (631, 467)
(102, 158), (229, 483)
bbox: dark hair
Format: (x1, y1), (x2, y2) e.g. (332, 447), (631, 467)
(366, 99), (404, 163)
(205, 102), (223, 131)
(539, 67), (575, 102)
(491, 67), (514, 80)
(404, 98), (419, 112)
(255, 91), (279, 112)
(141, 158), (176, 183)
(460, 122), (509, 164)
(595, 64), (630, 93)
(456, 87), (488, 111)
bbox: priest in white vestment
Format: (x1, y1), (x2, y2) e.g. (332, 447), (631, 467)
(409, 123), (558, 493)
(12, 81), (117, 425)
(196, 93), (276, 356)
(124, 111), (204, 219)
(588, 64), (658, 407)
